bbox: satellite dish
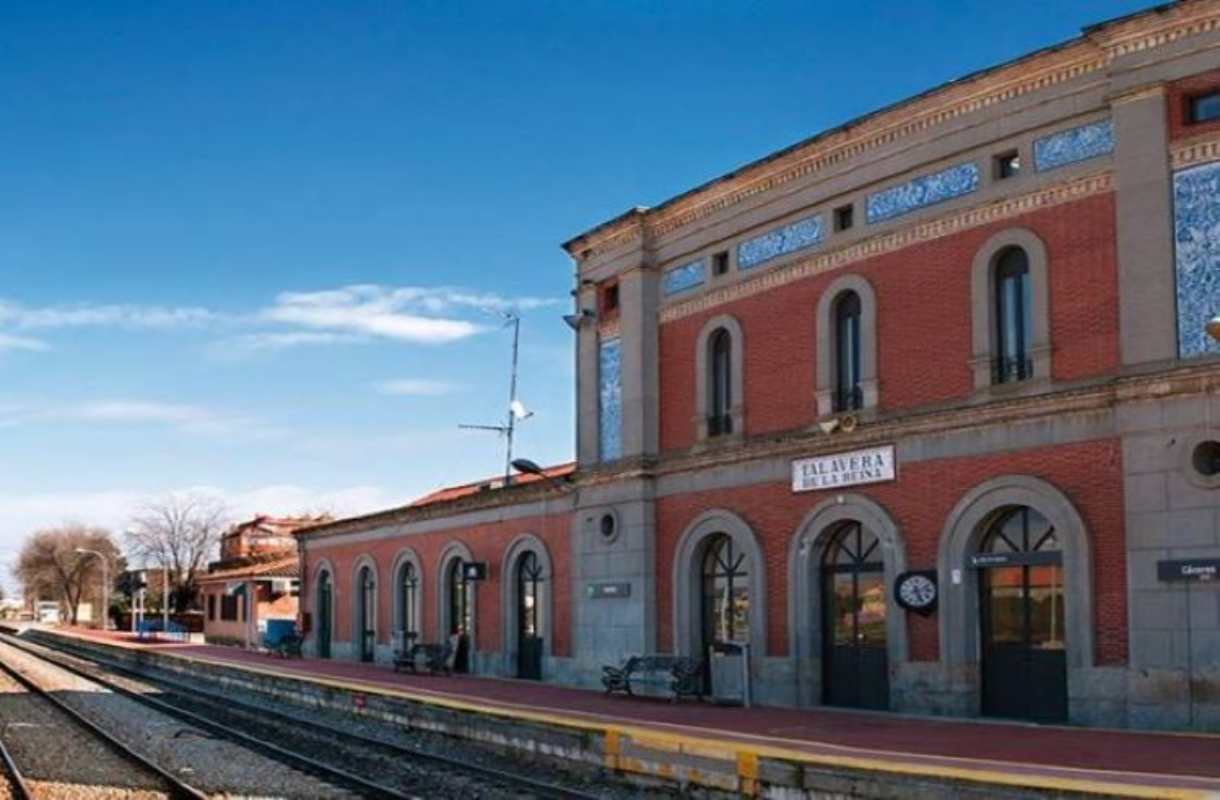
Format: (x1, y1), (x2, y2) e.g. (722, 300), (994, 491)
(510, 400), (533, 420)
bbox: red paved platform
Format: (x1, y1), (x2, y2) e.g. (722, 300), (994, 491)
(39, 628), (1220, 795)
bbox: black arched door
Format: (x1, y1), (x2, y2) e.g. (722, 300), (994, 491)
(316, 572), (332, 659)
(358, 566), (375, 663)
(977, 507), (1066, 723)
(516, 551), (543, 680)
(822, 523), (889, 709)
(447, 560), (472, 673)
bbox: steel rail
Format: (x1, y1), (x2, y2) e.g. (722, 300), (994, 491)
(0, 730), (33, 800)
(0, 643), (208, 800)
(4, 633), (603, 800)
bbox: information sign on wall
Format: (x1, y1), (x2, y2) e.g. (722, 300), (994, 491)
(791, 445), (896, 493)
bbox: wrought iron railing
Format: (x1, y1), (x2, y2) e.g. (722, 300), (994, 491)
(833, 385), (864, 413)
(992, 356), (1033, 384)
(707, 413), (734, 437)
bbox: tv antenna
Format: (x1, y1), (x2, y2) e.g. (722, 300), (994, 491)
(459, 311), (533, 486)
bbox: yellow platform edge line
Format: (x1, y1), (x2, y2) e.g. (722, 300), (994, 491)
(49, 635), (1219, 800)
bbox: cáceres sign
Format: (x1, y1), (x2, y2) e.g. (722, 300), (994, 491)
(792, 445), (896, 493)
(1156, 558), (1220, 583)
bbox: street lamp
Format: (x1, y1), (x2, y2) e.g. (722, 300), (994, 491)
(510, 459), (573, 492)
(73, 548), (109, 631)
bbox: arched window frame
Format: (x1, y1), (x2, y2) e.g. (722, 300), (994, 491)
(308, 558), (336, 658)
(499, 534), (554, 675)
(694, 315), (745, 441)
(437, 541), (476, 648)
(815, 275), (879, 417)
(390, 547), (423, 642)
(970, 229), (1051, 391)
(350, 554), (380, 660)
(701, 533), (751, 647)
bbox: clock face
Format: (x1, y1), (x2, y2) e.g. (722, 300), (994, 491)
(897, 572), (937, 612)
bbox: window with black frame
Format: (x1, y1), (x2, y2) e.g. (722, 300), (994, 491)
(708, 328), (733, 436)
(398, 561), (417, 638)
(993, 247), (1032, 384)
(833, 291), (863, 411)
(701, 534), (750, 648)
(447, 559), (471, 635)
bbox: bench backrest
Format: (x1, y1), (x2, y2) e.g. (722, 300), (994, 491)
(626, 655), (700, 674)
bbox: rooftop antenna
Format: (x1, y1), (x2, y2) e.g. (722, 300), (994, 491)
(458, 311), (533, 486)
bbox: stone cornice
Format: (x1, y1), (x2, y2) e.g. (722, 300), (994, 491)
(1171, 131), (1220, 168)
(658, 171), (1113, 324)
(564, 1), (1220, 267)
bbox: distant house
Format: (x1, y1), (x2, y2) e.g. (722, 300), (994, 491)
(198, 515), (330, 648)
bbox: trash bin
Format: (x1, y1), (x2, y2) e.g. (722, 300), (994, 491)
(707, 641), (751, 706)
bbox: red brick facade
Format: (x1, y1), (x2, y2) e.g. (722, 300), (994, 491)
(305, 512), (572, 657)
(659, 193), (1121, 452)
(655, 437), (1129, 666)
(1166, 68), (1220, 143)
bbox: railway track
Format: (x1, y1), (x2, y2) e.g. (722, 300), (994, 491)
(0, 642), (207, 800)
(1, 634), (619, 800)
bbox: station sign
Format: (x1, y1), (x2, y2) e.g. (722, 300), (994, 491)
(1156, 558), (1220, 583)
(587, 581), (631, 599)
(792, 445), (895, 493)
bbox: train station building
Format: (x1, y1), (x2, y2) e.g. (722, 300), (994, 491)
(296, 0), (1220, 731)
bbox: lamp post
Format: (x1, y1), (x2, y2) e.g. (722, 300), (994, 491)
(510, 458), (572, 492)
(73, 548), (109, 631)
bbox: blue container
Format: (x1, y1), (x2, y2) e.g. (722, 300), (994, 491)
(264, 619), (296, 647)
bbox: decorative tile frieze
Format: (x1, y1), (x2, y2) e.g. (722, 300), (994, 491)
(1172, 162), (1220, 360)
(660, 172), (1113, 323)
(599, 337), (623, 460)
(662, 259), (707, 296)
(866, 163), (980, 224)
(1033, 119), (1115, 172)
(1171, 133), (1220, 170)
(737, 214), (825, 270)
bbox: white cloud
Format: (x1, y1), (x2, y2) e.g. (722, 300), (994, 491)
(262, 285), (486, 345)
(0, 400), (265, 437)
(0, 333), (50, 352)
(0, 300), (219, 330)
(219, 331), (367, 354)
(373, 378), (460, 397)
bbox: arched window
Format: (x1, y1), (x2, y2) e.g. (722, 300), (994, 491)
(701, 533), (750, 646)
(993, 247), (1032, 384)
(397, 561), (418, 638)
(517, 551), (541, 638)
(821, 521), (889, 709)
(709, 328), (733, 436)
(833, 291), (863, 411)
(357, 565), (376, 662)
(447, 559), (472, 636)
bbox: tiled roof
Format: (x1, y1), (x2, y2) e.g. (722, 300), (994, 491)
(408, 463), (576, 508)
(199, 553), (299, 583)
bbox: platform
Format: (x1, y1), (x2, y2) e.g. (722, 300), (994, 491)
(15, 626), (1220, 799)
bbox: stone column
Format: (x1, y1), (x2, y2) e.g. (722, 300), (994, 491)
(575, 283), (600, 466)
(1111, 85), (1177, 366)
(617, 268), (660, 459)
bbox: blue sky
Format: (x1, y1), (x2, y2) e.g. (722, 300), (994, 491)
(0, 0), (1150, 591)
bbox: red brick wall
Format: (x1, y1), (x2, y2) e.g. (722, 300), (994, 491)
(303, 512), (572, 657)
(1167, 68), (1220, 143)
(655, 438), (1128, 666)
(658, 193), (1119, 451)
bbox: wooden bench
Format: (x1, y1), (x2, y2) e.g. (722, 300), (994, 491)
(602, 655), (703, 701)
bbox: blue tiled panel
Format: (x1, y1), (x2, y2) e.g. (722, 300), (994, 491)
(866, 163), (980, 224)
(1034, 120), (1115, 172)
(598, 337), (623, 460)
(737, 214), (824, 270)
(663, 259), (707, 296)
(1172, 162), (1220, 359)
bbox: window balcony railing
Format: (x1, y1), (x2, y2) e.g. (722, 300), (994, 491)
(833, 385), (864, 413)
(992, 356), (1033, 385)
(707, 413), (734, 437)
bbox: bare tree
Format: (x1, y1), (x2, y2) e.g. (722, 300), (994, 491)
(15, 525), (121, 625)
(127, 494), (228, 612)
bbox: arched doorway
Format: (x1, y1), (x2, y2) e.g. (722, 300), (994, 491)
(976, 506), (1066, 723)
(821, 522), (889, 709)
(446, 558), (473, 673)
(357, 565), (375, 663)
(516, 551), (543, 680)
(316, 571), (332, 659)
(700, 533), (751, 697)
(396, 560), (418, 645)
